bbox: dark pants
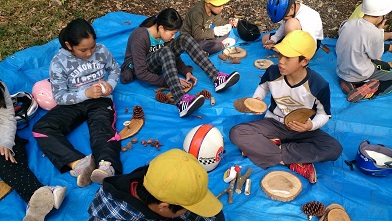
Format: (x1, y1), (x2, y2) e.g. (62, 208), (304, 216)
(196, 34), (228, 55)
(0, 135), (42, 203)
(229, 118), (342, 169)
(33, 97), (122, 174)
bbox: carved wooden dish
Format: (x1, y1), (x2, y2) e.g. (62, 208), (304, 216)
(234, 98), (267, 114)
(319, 203), (351, 221)
(254, 59), (274, 69)
(260, 171), (302, 202)
(222, 47), (247, 59)
(119, 106), (145, 140)
(284, 108), (316, 126)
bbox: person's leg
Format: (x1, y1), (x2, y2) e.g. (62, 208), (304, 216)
(168, 34), (239, 93)
(369, 66), (392, 96)
(146, 46), (205, 117)
(281, 129), (343, 164)
(0, 136), (66, 220)
(168, 33), (219, 81)
(86, 98), (122, 184)
(229, 118), (287, 169)
(146, 46), (186, 103)
(33, 104), (95, 187)
(0, 136), (42, 203)
(196, 35), (229, 55)
(32, 105), (87, 173)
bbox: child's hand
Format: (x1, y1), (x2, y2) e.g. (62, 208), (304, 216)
(185, 72), (197, 86)
(180, 78), (193, 89)
(263, 40), (275, 50)
(286, 120), (313, 132)
(86, 84), (104, 99)
(99, 81), (113, 96)
(0, 146), (17, 164)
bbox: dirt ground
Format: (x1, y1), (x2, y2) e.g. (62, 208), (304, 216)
(108, 0), (366, 38)
(2, 0), (391, 61)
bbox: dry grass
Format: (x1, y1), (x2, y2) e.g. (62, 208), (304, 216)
(0, 0), (115, 60)
(1, 0), (384, 62)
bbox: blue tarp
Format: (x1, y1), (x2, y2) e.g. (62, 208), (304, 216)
(0, 12), (391, 221)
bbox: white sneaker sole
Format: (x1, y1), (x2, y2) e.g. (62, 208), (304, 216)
(215, 72), (240, 92)
(53, 186), (67, 209)
(179, 95), (205, 117)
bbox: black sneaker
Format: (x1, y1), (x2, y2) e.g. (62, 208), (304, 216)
(214, 71), (240, 92)
(177, 94), (205, 117)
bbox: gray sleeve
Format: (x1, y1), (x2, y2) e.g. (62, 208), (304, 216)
(0, 82), (16, 153)
(102, 46), (120, 89)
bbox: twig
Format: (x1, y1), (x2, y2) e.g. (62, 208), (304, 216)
(235, 167), (252, 194)
(216, 178), (236, 204)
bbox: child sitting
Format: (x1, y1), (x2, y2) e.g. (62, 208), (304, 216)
(120, 8), (239, 117)
(230, 30), (342, 184)
(262, 0), (323, 50)
(180, 0), (236, 55)
(336, 0), (392, 102)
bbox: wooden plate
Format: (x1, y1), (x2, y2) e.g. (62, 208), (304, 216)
(234, 98), (267, 113)
(254, 59), (274, 69)
(319, 203), (350, 221)
(284, 108), (316, 126)
(244, 98), (267, 113)
(223, 47), (247, 59)
(0, 181), (13, 200)
(234, 98), (252, 113)
(260, 171), (302, 202)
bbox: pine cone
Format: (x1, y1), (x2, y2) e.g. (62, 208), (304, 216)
(155, 91), (170, 103)
(132, 105), (144, 119)
(198, 89), (212, 99)
(302, 201), (326, 220)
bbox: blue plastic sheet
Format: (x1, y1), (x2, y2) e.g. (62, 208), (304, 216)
(0, 12), (391, 221)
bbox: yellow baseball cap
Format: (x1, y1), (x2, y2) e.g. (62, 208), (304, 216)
(143, 149), (222, 217)
(273, 30), (316, 59)
(205, 0), (230, 6)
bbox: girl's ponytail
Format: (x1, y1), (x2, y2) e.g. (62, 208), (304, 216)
(139, 8), (182, 31)
(139, 16), (157, 28)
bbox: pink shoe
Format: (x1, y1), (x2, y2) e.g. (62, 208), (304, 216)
(70, 154), (95, 187)
(90, 160), (115, 184)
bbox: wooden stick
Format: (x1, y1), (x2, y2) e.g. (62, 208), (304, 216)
(235, 167), (252, 194)
(216, 177), (236, 204)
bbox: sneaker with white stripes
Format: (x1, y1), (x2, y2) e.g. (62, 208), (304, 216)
(176, 94), (205, 118)
(214, 71), (240, 92)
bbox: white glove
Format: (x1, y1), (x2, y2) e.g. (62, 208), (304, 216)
(214, 24), (232, 36)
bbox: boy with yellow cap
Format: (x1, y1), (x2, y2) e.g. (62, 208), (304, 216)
(181, 0), (236, 55)
(230, 30), (342, 184)
(88, 149), (225, 220)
